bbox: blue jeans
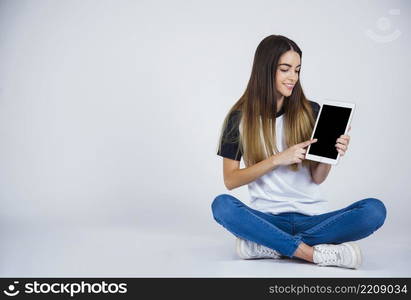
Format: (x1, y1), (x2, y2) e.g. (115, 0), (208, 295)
(211, 194), (387, 258)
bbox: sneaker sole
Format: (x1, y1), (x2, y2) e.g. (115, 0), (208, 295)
(344, 242), (362, 269)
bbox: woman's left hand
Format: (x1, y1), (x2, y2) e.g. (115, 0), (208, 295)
(335, 126), (351, 156)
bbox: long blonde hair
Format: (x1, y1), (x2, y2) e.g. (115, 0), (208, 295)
(217, 35), (316, 171)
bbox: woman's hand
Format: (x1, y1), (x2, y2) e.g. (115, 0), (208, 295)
(335, 126), (351, 156)
(275, 138), (318, 166)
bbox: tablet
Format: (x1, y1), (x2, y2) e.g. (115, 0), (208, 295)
(305, 100), (355, 165)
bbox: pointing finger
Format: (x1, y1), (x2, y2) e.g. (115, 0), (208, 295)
(302, 139), (317, 148)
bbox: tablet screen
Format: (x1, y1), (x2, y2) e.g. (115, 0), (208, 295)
(308, 104), (352, 159)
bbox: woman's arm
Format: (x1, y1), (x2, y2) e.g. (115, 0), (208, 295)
(223, 156), (280, 190)
(310, 161), (332, 184)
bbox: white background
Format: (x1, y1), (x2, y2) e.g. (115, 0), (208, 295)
(0, 0), (410, 276)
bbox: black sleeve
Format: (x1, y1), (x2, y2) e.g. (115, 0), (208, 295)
(217, 111), (242, 161)
(309, 100), (321, 120)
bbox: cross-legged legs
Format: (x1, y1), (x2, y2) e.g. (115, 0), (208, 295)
(211, 194), (387, 265)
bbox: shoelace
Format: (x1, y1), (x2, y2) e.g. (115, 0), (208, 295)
(315, 247), (342, 265)
(256, 244), (280, 257)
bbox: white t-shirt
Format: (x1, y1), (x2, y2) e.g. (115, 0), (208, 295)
(217, 100), (329, 216)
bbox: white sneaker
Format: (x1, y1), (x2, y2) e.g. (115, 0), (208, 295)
(236, 238), (282, 260)
(313, 242), (362, 269)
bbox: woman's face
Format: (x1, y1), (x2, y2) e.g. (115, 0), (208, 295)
(275, 50), (301, 98)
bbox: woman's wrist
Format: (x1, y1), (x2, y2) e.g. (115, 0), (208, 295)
(270, 154), (282, 169)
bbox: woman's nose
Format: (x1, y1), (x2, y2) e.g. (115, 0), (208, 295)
(289, 72), (298, 81)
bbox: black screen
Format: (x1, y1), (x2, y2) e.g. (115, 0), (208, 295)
(308, 105), (352, 159)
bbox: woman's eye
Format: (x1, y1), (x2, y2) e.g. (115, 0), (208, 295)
(281, 69), (300, 73)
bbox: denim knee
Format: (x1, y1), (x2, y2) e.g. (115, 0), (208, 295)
(211, 194), (237, 223)
(362, 198), (387, 230)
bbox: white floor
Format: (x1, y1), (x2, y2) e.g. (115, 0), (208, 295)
(1, 222), (410, 278)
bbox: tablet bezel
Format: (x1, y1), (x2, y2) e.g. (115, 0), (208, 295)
(305, 99), (355, 165)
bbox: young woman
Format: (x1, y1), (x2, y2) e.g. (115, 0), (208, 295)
(212, 35), (386, 269)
